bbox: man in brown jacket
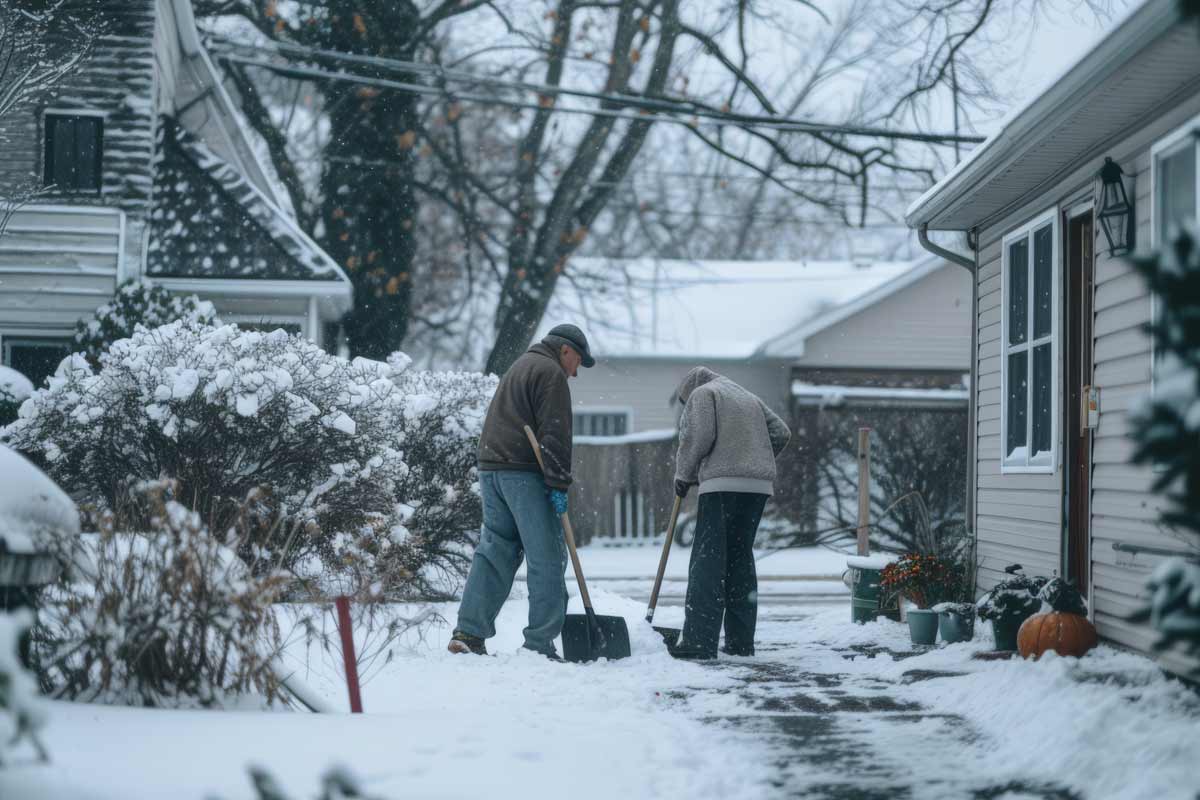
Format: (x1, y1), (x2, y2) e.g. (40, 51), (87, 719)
(448, 324), (594, 659)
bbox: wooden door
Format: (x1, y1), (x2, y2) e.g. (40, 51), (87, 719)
(1064, 210), (1094, 596)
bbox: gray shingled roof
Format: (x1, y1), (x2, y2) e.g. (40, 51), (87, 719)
(146, 115), (347, 283)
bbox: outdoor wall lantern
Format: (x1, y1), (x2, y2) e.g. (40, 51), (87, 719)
(1097, 156), (1134, 256)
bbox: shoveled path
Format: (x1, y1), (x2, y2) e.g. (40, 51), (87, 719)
(668, 605), (1085, 800)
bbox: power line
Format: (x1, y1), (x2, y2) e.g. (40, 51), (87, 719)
(206, 34), (986, 146)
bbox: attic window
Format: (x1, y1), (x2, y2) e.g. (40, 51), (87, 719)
(44, 113), (103, 194)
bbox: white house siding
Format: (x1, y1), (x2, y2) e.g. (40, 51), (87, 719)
(793, 264), (972, 370)
(972, 234), (1064, 590)
(970, 88), (1200, 672)
(569, 358), (793, 433)
(0, 206), (123, 333)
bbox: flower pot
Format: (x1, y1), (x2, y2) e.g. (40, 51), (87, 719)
(907, 608), (939, 645)
(938, 611), (975, 644)
(990, 608), (1037, 651)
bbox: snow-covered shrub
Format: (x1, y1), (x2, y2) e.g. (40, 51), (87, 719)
(1128, 225), (1200, 667)
(1038, 576), (1088, 616)
(31, 482), (286, 707)
(976, 564), (1048, 622)
(4, 321), (404, 571)
(308, 356), (496, 601)
(0, 611), (46, 765)
(382, 354), (497, 599)
(0, 366), (33, 428)
(72, 279), (216, 366)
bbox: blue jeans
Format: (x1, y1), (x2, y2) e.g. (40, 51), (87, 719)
(456, 470), (568, 654)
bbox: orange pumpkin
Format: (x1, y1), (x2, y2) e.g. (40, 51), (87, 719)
(1017, 612), (1098, 659)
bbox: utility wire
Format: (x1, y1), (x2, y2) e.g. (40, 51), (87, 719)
(206, 34), (986, 146)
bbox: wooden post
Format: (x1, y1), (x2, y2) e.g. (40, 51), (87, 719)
(334, 595), (363, 713)
(857, 427), (871, 556)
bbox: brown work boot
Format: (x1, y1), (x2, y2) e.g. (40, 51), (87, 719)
(447, 630), (488, 656)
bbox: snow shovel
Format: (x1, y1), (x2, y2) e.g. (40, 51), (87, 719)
(523, 425), (631, 663)
(646, 495), (683, 647)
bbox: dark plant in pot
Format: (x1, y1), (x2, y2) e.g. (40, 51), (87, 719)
(932, 602), (976, 644)
(880, 554), (960, 645)
(976, 564), (1048, 651)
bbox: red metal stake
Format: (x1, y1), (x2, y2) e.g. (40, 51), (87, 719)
(334, 595), (363, 713)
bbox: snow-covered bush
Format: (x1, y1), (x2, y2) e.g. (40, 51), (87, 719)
(72, 279), (216, 366)
(0, 611), (46, 765)
(382, 354), (496, 599)
(976, 564), (1048, 622)
(308, 356), (495, 601)
(1128, 225), (1200, 666)
(0, 366), (33, 428)
(31, 482), (286, 707)
(4, 321), (404, 571)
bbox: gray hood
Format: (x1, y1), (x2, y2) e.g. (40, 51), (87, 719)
(675, 366), (720, 405)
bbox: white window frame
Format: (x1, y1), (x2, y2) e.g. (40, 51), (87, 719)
(999, 207), (1059, 474)
(572, 406), (634, 438)
(1148, 114), (1200, 392)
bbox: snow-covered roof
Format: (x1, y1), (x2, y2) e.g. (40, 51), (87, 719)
(791, 382), (969, 408)
(906, 0), (1188, 231)
(538, 258), (915, 360)
(147, 116), (350, 284)
(757, 255), (947, 358)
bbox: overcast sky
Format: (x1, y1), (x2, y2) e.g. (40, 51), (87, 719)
(984, 0), (1136, 136)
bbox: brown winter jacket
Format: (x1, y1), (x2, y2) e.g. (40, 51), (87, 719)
(477, 342), (574, 489)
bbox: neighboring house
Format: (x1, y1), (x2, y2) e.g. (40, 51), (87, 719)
(0, 0), (351, 387)
(539, 256), (971, 542)
(905, 0), (1199, 674)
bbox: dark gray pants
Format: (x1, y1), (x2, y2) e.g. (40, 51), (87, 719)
(680, 491), (768, 657)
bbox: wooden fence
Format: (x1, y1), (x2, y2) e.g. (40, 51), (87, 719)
(568, 431), (680, 545)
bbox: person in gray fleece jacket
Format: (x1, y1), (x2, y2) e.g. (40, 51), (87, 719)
(669, 366), (791, 660)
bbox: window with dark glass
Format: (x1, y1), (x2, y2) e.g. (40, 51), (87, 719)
(2, 337), (72, 389)
(1003, 216), (1056, 469)
(43, 114), (103, 193)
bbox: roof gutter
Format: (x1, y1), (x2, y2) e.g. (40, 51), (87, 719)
(916, 222), (978, 558)
(918, 224), (974, 273)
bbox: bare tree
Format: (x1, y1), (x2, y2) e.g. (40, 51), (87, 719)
(195, 0), (1111, 370)
(0, 1), (100, 238)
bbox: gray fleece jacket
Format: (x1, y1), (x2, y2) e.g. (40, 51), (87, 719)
(674, 367), (791, 496)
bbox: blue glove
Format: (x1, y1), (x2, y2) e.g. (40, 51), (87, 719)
(548, 489), (569, 516)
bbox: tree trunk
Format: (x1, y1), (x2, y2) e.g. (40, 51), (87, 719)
(315, 3), (420, 360)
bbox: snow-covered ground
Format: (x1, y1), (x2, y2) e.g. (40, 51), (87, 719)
(5, 588), (1199, 800)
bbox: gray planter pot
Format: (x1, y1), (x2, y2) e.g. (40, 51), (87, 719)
(907, 608), (939, 645)
(938, 610), (975, 643)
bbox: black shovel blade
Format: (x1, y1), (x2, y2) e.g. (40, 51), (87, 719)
(653, 626), (681, 646)
(562, 612), (631, 663)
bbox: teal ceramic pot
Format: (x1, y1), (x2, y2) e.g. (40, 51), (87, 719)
(907, 608), (939, 645)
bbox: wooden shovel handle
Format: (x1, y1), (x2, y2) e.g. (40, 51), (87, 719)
(523, 425), (593, 611)
(646, 495), (682, 624)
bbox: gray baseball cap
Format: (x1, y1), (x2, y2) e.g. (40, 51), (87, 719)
(545, 323), (595, 368)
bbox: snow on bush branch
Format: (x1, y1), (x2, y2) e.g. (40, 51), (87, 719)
(31, 482), (287, 707)
(72, 279), (216, 366)
(3, 320), (496, 601)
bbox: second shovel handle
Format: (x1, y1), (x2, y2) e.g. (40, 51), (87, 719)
(646, 495), (682, 624)
(523, 425), (594, 611)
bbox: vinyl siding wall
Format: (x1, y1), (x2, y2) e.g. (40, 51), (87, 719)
(794, 263), (972, 371)
(972, 87), (1200, 674)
